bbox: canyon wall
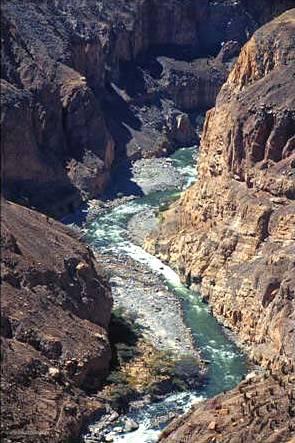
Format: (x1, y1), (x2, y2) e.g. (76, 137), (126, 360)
(1, 0), (293, 217)
(146, 10), (295, 441)
(1, 0), (115, 217)
(160, 370), (295, 442)
(1, 200), (113, 442)
(147, 8), (295, 371)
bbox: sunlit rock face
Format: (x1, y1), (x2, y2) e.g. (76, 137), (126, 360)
(147, 9), (295, 443)
(160, 368), (295, 443)
(146, 9), (295, 372)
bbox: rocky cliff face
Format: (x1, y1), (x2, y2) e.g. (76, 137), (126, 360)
(1, 0), (293, 216)
(1, 0), (115, 217)
(146, 9), (295, 441)
(1, 200), (112, 442)
(147, 8), (295, 370)
(160, 371), (295, 443)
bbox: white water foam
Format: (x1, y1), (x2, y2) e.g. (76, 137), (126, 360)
(122, 242), (181, 287)
(112, 393), (205, 443)
(113, 426), (161, 443)
(83, 145), (248, 443)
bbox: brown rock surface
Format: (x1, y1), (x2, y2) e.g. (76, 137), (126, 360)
(1, 0), (115, 217)
(158, 56), (229, 111)
(146, 8), (295, 370)
(1, 200), (112, 442)
(146, 9), (295, 442)
(160, 371), (295, 443)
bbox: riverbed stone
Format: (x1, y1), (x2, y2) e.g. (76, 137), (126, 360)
(124, 418), (139, 432)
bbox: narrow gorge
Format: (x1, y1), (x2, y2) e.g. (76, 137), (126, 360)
(2, 0), (294, 215)
(1, 1), (295, 443)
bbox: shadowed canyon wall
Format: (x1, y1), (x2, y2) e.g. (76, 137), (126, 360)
(1, 2), (295, 443)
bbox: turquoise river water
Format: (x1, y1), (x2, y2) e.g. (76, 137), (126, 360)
(73, 147), (249, 442)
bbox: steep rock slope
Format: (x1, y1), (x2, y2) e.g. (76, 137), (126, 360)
(1, 200), (112, 442)
(147, 9), (295, 443)
(147, 8), (295, 370)
(1, 0), (293, 216)
(1, 0), (115, 217)
(161, 371), (295, 443)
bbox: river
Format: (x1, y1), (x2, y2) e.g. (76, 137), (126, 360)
(67, 146), (249, 442)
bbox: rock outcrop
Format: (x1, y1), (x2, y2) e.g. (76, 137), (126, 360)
(1, 0), (115, 217)
(147, 7), (295, 371)
(160, 371), (295, 443)
(1, 0), (293, 216)
(146, 9), (295, 442)
(1, 200), (112, 442)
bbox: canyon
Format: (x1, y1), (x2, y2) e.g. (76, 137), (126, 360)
(1, 1), (295, 443)
(1, 0), (294, 216)
(146, 7), (295, 373)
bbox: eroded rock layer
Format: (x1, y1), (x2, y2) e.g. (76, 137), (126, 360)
(1, 200), (112, 442)
(147, 8), (295, 370)
(160, 371), (295, 443)
(146, 9), (295, 442)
